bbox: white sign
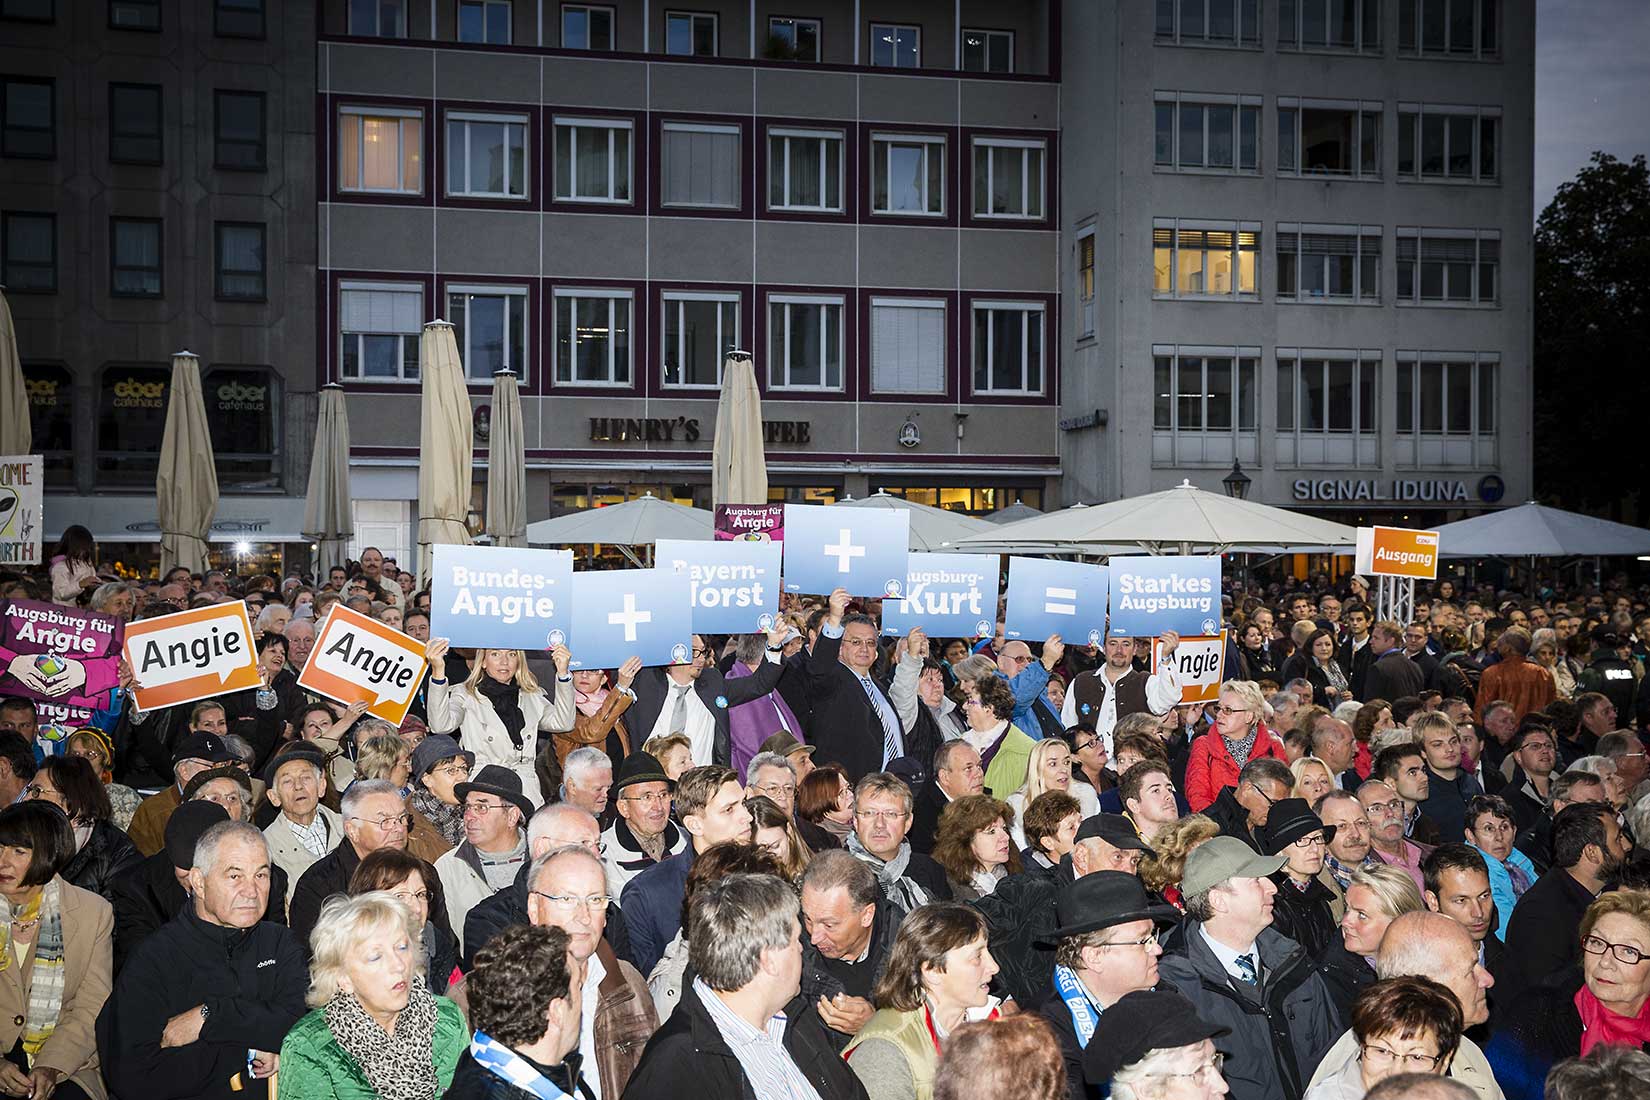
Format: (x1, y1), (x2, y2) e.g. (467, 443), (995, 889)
(1153, 632), (1227, 705)
(0, 456), (43, 566)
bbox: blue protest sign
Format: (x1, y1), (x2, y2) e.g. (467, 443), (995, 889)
(656, 538), (782, 634)
(880, 553), (1000, 639)
(781, 504), (910, 597)
(565, 568), (694, 670)
(1002, 557), (1109, 645)
(429, 545), (573, 651)
(1108, 556), (1223, 638)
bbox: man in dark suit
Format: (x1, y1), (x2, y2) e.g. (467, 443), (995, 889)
(624, 625), (788, 767)
(1365, 620), (1425, 703)
(910, 740), (984, 854)
(804, 588), (906, 782)
(1403, 622), (1443, 690)
(1338, 600), (1376, 702)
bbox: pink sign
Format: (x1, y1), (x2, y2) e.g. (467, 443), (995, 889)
(0, 599), (123, 712)
(715, 504), (785, 542)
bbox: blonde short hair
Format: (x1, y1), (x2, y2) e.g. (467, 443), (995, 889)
(1218, 680), (1267, 720)
(1347, 863), (1425, 920)
(306, 892), (425, 1008)
(356, 732), (409, 782)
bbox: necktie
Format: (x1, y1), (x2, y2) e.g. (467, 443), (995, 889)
(1235, 954), (1258, 984)
(670, 684), (689, 735)
(860, 675), (901, 765)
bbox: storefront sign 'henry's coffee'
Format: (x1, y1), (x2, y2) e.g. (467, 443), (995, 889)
(588, 418), (811, 445)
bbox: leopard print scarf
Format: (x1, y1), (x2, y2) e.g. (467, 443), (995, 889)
(324, 975), (441, 1100)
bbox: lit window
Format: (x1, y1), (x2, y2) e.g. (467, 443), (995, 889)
(1152, 220), (1260, 299)
(339, 107), (423, 193)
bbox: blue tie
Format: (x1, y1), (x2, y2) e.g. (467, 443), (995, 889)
(1235, 954), (1258, 984)
(859, 675), (903, 765)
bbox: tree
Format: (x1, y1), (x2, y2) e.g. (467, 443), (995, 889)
(1533, 152), (1650, 523)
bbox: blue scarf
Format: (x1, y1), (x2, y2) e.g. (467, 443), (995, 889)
(1053, 965), (1102, 1048)
(469, 1031), (568, 1100)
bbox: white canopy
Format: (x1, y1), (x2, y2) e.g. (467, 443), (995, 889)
(957, 479), (1359, 555)
(1432, 502), (1650, 558)
(832, 492), (995, 552)
(526, 493), (713, 546)
(984, 501), (1043, 525)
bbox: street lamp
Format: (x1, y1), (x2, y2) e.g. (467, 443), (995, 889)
(1222, 459), (1252, 501)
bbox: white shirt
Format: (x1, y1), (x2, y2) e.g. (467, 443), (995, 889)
(579, 949), (607, 1099)
(650, 678), (717, 766)
(1059, 661), (1184, 757)
(1200, 925), (1260, 985)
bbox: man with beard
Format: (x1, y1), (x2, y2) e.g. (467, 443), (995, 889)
(1314, 790), (1381, 919)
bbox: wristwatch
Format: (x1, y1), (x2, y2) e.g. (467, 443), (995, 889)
(199, 1003), (211, 1023)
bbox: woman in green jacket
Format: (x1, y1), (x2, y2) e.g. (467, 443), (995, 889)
(277, 892), (466, 1100)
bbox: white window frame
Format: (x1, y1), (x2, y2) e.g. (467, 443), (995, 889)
(768, 16), (821, 60)
(768, 128), (844, 213)
(1396, 227), (1500, 306)
(339, 280), (423, 383)
(338, 105), (423, 195)
(662, 291), (740, 389)
(871, 132), (945, 217)
(553, 116), (633, 203)
(960, 28), (1014, 72)
(447, 283), (529, 382)
(971, 301), (1045, 396)
(1399, 0), (1498, 58)
(561, 3), (614, 49)
(348, 0), (405, 36)
(445, 111), (529, 199)
(553, 287), (633, 387)
(1276, 223), (1383, 303)
(1153, 93), (1263, 175)
(1076, 226), (1096, 339)
(1153, 345), (1261, 433)
(664, 10), (717, 55)
(1152, 219), (1261, 300)
(768, 294), (844, 392)
(870, 297), (947, 395)
(1276, 97), (1383, 179)
(457, 0), (512, 43)
(660, 121), (740, 209)
(1397, 103), (1500, 183)
(1395, 352), (1498, 435)
(1276, 351), (1381, 434)
(1278, 0), (1382, 52)
(972, 137), (1045, 220)
(869, 22), (920, 68)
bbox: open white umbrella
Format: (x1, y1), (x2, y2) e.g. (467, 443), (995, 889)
(526, 493), (713, 548)
(958, 479), (1359, 556)
(985, 500), (1042, 525)
(156, 351), (218, 574)
(302, 383), (352, 577)
(417, 320), (473, 585)
(0, 289), (28, 454)
(485, 368), (527, 547)
(711, 351), (768, 507)
(832, 492), (995, 552)
(1433, 502), (1650, 558)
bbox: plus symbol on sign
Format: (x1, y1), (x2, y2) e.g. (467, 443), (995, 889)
(823, 528), (866, 574)
(608, 593), (653, 641)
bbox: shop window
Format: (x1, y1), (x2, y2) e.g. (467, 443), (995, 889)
(96, 365), (169, 484)
(22, 362), (73, 484)
(204, 366), (280, 485)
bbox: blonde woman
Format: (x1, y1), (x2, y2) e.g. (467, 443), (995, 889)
(355, 732), (413, 793)
(1004, 739), (1100, 850)
(424, 639), (575, 804)
(1290, 756), (1337, 807)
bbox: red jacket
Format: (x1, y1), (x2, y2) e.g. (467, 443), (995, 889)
(1185, 725), (1289, 811)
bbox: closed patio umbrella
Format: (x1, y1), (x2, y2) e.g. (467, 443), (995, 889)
(302, 383), (352, 577)
(486, 368), (527, 547)
(711, 351), (768, 507)
(417, 320), (473, 584)
(0, 289), (28, 454)
(156, 351), (218, 574)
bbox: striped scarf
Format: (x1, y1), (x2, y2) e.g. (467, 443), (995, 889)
(0, 877), (67, 1064)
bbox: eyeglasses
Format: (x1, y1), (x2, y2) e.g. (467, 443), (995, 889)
(753, 783), (798, 798)
(855, 809), (909, 823)
(1152, 1053), (1225, 1087)
(1362, 798), (1403, 817)
(392, 890), (430, 905)
(691, 647), (711, 660)
(620, 791), (672, 806)
(1246, 781), (1279, 807)
(352, 813), (413, 831)
(1292, 834), (1327, 848)
(531, 891), (613, 913)
(22, 784), (57, 800)
(1072, 738), (1102, 754)
(1360, 1044), (1443, 1071)
(1215, 705), (1250, 717)
(1583, 934), (1648, 966)
(463, 802), (507, 818)
(1093, 933), (1158, 950)
(430, 763), (470, 779)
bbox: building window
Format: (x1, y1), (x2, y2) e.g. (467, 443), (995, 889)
(214, 91), (266, 170)
(340, 282), (422, 380)
(872, 133), (944, 216)
(1278, 0), (1381, 51)
(449, 285), (528, 380)
(1276, 224), (1381, 302)
(111, 217), (162, 297)
(870, 299), (946, 395)
(1153, 349), (1258, 433)
(1077, 229), (1095, 338)
(1, 77), (53, 159)
(339, 107), (423, 193)
(767, 16), (820, 61)
(108, 0), (159, 30)
(1396, 229), (1499, 305)
(21, 363), (73, 484)
(1152, 220), (1260, 299)
(1399, 0), (1497, 58)
(96, 365), (169, 483)
(666, 11), (716, 55)
(554, 290), (631, 385)
(768, 129), (843, 212)
(972, 138), (1044, 219)
(1154, 94), (1261, 173)
(961, 28), (1013, 72)
(1, 1), (56, 22)
(109, 82), (162, 164)
(348, 0), (404, 36)
(0, 211), (54, 292)
(1278, 99), (1381, 177)
(562, 4), (614, 49)
(215, 222), (265, 301)
(215, 0), (264, 37)
(661, 122), (739, 208)
(972, 302), (1044, 395)
(459, 0), (512, 42)
(663, 292), (738, 387)
(554, 117), (631, 203)
(1396, 355), (1496, 434)
(1154, 0), (1261, 47)
(204, 366), (280, 484)
(870, 23), (919, 67)
(768, 296), (843, 390)
(1397, 105), (1499, 182)
(446, 112), (528, 198)
(1277, 352), (1382, 465)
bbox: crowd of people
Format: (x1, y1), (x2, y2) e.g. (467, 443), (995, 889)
(0, 530), (1647, 1100)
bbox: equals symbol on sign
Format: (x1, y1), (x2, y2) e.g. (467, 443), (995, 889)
(1044, 587), (1078, 615)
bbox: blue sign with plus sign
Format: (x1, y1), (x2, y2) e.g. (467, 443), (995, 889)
(564, 568), (694, 669)
(780, 504), (911, 598)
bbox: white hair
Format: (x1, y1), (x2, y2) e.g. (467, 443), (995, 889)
(1333, 700), (1364, 724)
(562, 747), (612, 787)
(1109, 1042), (1207, 1100)
(192, 820), (268, 874)
(746, 752), (795, 781)
(1570, 754), (1616, 779)
(528, 802), (597, 848)
(341, 778), (402, 820)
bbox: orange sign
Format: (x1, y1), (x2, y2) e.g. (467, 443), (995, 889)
(1355, 526), (1441, 580)
(297, 604), (428, 724)
(123, 602), (262, 711)
(1152, 632), (1226, 705)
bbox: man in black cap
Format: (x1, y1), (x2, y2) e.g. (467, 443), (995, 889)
(434, 763), (533, 955)
(260, 741), (340, 906)
(1081, 990), (1230, 1099)
(126, 729), (237, 856)
(973, 814), (1156, 1007)
(1039, 872), (1181, 1099)
(601, 751), (685, 897)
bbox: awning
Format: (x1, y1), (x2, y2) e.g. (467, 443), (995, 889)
(44, 494), (310, 543)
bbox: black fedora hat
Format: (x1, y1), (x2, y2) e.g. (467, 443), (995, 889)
(613, 751), (672, 793)
(1083, 991), (1231, 1086)
(454, 764), (535, 820)
(1043, 870), (1182, 942)
(1258, 797), (1335, 856)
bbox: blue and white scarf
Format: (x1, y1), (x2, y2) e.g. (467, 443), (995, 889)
(1052, 965), (1102, 1048)
(469, 1031), (569, 1100)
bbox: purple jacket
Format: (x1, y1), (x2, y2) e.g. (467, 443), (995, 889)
(727, 659), (804, 779)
